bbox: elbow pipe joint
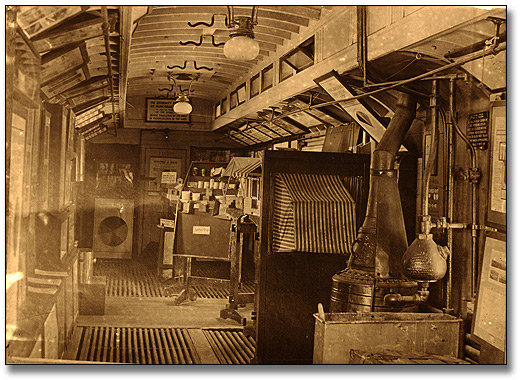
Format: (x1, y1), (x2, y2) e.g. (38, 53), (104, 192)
(374, 93), (418, 157)
(384, 283), (430, 307)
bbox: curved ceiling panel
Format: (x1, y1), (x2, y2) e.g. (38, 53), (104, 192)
(127, 5), (325, 103)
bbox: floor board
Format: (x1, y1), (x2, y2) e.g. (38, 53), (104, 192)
(77, 296), (242, 329)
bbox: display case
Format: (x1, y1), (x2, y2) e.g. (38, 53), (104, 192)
(222, 157), (262, 216)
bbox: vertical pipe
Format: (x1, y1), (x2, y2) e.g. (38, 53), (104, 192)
(448, 107), (478, 298)
(445, 77), (456, 311)
(421, 80), (439, 222)
(415, 158), (423, 235)
(471, 177), (478, 296)
(357, 6), (368, 87)
(78, 136), (86, 181)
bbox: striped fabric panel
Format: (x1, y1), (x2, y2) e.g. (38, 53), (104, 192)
(343, 176), (364, 210)
(272, 174), (296, 252)
(282, 173), (354, 202)
(280, 173), (357, 255)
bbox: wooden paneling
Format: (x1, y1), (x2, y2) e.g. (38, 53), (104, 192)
(259, 253), (346, 363)
(322, 7), (355, 60)
(47, 104), (67, 211)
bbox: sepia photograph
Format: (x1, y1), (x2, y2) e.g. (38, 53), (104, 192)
(4, 3), (509, 369)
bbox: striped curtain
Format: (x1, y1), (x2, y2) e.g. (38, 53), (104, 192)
(272, 175), (295, 252)
(271, 173), (357, 255)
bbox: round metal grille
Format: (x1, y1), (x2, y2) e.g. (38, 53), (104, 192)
(98, 216), (128, 246)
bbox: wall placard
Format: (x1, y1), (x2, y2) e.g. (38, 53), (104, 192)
(467, 111), (489, 150)
(472, 236), (506, 352)
(487, 101), (506, 229)
(146, 98), (190, 122)
(161, 171), (177, 184)
(148, 157), (181, 192)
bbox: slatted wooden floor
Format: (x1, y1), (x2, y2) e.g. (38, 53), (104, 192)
(94, 260), (165, 297)
(67, 325), (255, 364)
(74, 326), (199, 364)
(203, 329), (256, 364)
(94, 260), (254, 299)
(73, 260), (257, 363)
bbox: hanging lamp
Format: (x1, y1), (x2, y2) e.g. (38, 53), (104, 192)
(173, 94), (193, 115)
(164, 72), (199, 115)
(223, 6), (259, 61)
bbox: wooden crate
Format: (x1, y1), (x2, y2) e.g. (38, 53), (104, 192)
(350, 349), (469, 364)
(313, 312), (462, 364)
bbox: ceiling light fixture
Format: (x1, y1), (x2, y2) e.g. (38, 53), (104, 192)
(163, 72), (199, 115)
(224, 6), (259, 61)
(173, 94), (192, 115)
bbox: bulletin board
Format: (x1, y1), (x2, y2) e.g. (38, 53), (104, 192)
(143, 148), (186, 194)
(472, 236), (506, 353)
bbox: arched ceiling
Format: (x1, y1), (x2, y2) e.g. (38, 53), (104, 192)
(10, 5), (505, 144)
(126, 5), (325, 102)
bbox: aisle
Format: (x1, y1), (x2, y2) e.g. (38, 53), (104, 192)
(65, 259), (256, 364)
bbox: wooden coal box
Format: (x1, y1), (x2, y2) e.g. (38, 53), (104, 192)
(313, 312), (462, 364)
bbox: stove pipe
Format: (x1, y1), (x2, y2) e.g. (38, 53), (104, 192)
(331, 92), (423, 312)
(351, 92), (418, 276)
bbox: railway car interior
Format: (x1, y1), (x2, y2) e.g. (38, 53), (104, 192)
(5, 5), (507, 365)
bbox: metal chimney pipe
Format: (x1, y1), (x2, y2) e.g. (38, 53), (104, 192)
(349, 92), (418, 276)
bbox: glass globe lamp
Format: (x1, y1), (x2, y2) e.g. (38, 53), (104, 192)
(173, 95), (192, 115)
(224, 35), (259, 61)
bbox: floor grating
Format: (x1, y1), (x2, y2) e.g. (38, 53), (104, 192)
(94, 261), (165, 298)
(76, 326), (199, 364)
(94, 260), (255, 300)
(192, 281), (255, 299)
(203, 329), (256, 364)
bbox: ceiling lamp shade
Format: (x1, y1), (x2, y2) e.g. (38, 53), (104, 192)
(173, 94), (192, 115)
(224, 34), (259, 61)
(224, 9), (259, 61)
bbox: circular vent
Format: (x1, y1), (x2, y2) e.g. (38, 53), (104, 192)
(98, 216), (128, 246)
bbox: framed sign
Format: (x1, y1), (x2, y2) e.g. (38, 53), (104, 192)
(146, 98), (190, 123)
(148, 156), (182, 192)
(472, 236), (506, 353)
(487, 101), (506, 230)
